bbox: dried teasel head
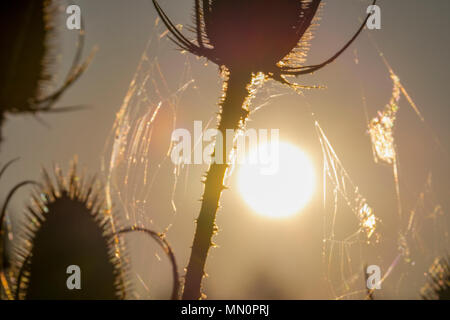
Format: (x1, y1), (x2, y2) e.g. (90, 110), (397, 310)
(12, 162), (130, 300)
(198, 0), (320, 71)
(0, 1), (92, 143)
(153, 0), (376, 85)
(421, 256), (450, 300)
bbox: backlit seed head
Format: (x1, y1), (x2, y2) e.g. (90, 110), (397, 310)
(12, 161), (130, 299)
(153, 0), (376, 86)
(202, 0), (319, 71)
(0, 1), (92, 144)
(0, 1), (55, 114)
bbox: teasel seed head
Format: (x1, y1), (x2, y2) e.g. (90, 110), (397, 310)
(13, 161), (130, 300)
(153, 0), (376, 86)
(0, 1), (53, 114)
(0, 1), (93, 144)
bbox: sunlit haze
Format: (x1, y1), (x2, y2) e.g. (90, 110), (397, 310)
(238, 141), (315, 218)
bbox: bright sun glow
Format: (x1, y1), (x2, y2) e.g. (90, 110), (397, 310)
(237, 141), (315, 218)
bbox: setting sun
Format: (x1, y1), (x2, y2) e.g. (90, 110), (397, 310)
(237, 141), (315, 218)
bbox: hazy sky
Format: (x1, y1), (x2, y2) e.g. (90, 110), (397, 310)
(2, 0), (449, 299)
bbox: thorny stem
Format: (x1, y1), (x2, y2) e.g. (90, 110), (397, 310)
(182, 69), (253, 300)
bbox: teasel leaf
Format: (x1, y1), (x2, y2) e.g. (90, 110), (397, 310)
(12, 161), (130, 300)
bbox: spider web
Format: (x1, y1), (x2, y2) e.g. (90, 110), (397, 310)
(101, 19), (197, 298)
(313, 39), (449, 299)
(310, 114), (384, 299)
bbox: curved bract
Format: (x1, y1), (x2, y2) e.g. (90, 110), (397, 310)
(115, 227), (181, 300)
(0, 158), (37, 300)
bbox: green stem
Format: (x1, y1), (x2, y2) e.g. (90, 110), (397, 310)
(182, 69), (253, 300)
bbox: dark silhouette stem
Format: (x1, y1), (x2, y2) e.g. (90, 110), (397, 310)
(182, 69), (253, 300)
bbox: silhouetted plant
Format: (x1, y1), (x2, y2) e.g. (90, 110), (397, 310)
(0, 160), (180, 300)
(13, 163), (129, 299)
(421, 256), (450, 300)
(0, 1), (92, 146)
(154, 0), (376, 299)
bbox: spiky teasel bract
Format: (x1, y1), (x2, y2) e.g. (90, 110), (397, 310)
(421, 256), (450, 300)
(0, 1), (93, 144)
(13, 162), (131, 299)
